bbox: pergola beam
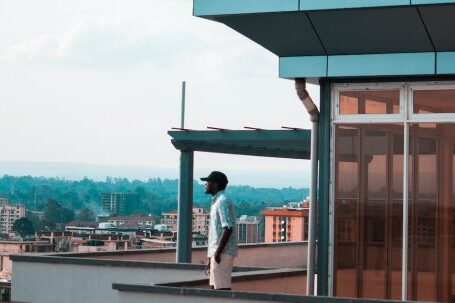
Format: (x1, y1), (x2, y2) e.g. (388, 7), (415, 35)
(170, 129), (312, 264)
(169, 129), (311, 160)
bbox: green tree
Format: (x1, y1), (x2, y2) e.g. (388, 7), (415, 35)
(13, 217), (35, 237)
(76, 207), (95, 222)
(44, 199), (74, 224)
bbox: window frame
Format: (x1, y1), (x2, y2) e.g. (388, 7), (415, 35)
(409, 82), (455, 123)
(333, 82), (406, 124)
(329, 80), (455, 299)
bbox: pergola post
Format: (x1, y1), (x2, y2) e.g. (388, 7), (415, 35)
(176, 150), (194, 263)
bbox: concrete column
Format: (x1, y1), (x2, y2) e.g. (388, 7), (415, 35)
(176, 150), (194, 263)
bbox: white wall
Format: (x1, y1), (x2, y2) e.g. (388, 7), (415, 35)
(12, 261), (204, 303)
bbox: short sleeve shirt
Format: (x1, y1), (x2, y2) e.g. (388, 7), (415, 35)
(207, 191), (238, 257)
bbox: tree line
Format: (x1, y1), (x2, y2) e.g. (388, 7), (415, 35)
(1, 175), (308, 234)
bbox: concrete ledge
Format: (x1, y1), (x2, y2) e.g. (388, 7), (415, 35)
(112, 283), (405, 303)
(159, 268), (306, 287)
(9, 254), (262, 272)
(51, 241), (308, 258)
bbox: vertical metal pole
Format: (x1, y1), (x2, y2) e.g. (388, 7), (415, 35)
(181, 81), (186, 129)
(402, 122), (409, 301)
(176, 150), (194, 263)
(307, 119), (319, 296)
(317, 80), (331, 296)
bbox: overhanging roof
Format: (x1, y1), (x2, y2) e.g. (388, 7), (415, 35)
(203, 5), (455, 57)
(194, 1), (455, 78)
(168, 130), (311, 159)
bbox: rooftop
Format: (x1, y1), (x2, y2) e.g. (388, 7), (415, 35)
(10, 241), (409, 303)
(108, 216), (157, 221)
(11, 242), (311, 303)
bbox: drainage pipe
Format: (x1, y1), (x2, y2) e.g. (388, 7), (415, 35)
(295, 79), (319, 296)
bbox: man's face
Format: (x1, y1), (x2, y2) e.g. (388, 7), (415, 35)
(205, 181), (218, 195)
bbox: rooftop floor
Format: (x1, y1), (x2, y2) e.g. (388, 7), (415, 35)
(10, 242), (415, 303)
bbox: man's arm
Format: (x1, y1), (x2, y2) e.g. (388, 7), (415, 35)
(214, 227), (232, 263)
(214, 200), (234, 263)
(205, 258), (211, 275)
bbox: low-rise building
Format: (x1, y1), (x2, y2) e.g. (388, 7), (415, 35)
(137, 229), (207, 249)
(236, 215), (260, 244)
(262, 202), (309, 243)
(76, 234), (130, 252)
(0, 199), (26, 235)
(161, 207), (209, 236)
(0, 240), (54, 281)
(138, 230), (176, 249)
(36, 231), (73, 252)
(107, 215), (158, 228)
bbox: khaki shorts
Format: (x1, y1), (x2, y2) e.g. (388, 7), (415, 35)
(209, 253), (235, 289)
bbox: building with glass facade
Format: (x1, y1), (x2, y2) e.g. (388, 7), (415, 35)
(192, 0), (455, 302)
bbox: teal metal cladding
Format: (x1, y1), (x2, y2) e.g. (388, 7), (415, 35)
(280, 56), (327, 79)
(280, 53), (438, 78)
(437, 52), (455, 74)
(412, 0), (455, 4)
(327, 53), (435, 77)
(193, 0), (299, 16)
(194, 0), (455, 16)
(300, 0), (409, 10)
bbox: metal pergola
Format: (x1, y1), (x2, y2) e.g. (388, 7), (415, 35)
(168, 129), (311, 263)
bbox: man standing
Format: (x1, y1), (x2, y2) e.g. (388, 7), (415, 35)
(201, 171), (238, 290)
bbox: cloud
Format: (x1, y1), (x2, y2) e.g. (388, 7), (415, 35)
(3, 18), (204, 70)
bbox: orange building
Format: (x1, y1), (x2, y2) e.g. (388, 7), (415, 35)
(262, 202), (309, 243)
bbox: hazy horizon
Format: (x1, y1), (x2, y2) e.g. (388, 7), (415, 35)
(0, 160), (309, 189)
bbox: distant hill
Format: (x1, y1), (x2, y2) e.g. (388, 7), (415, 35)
(0, 174), (309, 217)
(0, 161), (309, 188)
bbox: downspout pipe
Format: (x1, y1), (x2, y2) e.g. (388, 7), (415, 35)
(295, 79), (319, 296)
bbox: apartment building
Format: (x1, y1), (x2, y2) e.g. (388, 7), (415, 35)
(101, 193), (139, 216)
(262, 202), (309, 243)
(236, 215), (260, 244)
(161, 207), (209, 236)
(0, 200), (26, 235)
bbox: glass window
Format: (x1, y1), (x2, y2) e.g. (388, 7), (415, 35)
(413, 89), (455, 114)
(339, 90), (400, 115)
(333, 84), (455, 301)
(334, 124), (404, 300)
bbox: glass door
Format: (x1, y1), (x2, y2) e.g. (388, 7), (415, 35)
(334, 123), (403, 300)
(331, 83), (455, 302)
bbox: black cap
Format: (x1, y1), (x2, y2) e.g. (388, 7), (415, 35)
(200, 171), (228, 187)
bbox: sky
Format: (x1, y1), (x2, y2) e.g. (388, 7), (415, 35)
(0, 0), (319, 188)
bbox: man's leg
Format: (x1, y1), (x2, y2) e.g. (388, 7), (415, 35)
(209, 256), (215, 289)
(211, 254), (234, 290)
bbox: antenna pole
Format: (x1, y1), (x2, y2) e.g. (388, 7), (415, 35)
(181, 81), (186, 128)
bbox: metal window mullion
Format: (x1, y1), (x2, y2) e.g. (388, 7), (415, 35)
(401, 83), (410, 301)
(328, 85), (338, 297)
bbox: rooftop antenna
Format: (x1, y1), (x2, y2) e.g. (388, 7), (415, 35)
(181, 81), (186, 128)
